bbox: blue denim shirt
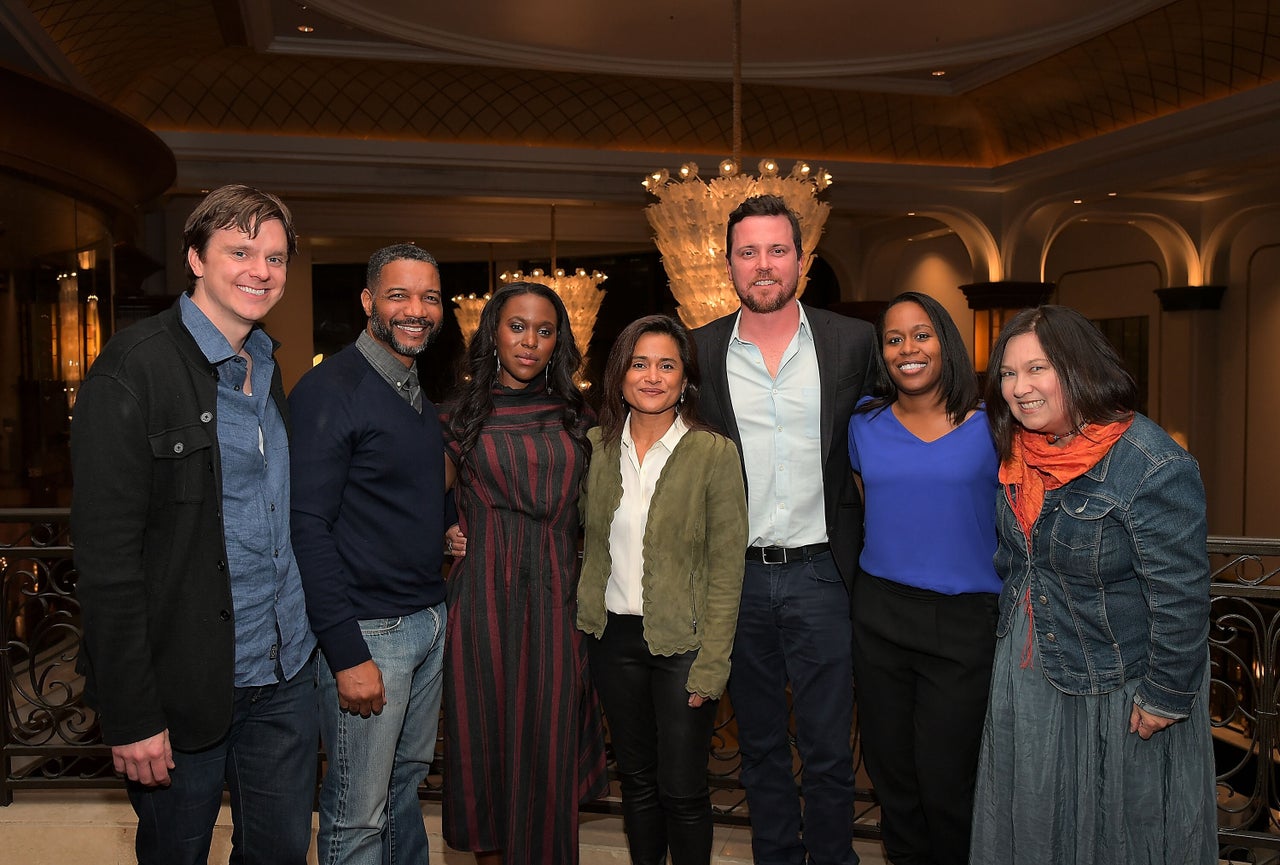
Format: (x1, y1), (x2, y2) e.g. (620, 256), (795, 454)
(180, 295), (316, 686)
(994, 413), (1209, 719)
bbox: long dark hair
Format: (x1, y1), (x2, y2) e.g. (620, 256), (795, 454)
(447, 281), (588, 464)
(596, 314), (710, 445)
(984, 305), (1137, 462)
(857, 291), (979, 426)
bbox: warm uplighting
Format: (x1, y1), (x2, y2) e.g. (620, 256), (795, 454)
(297, 24), (315, 33)
(642, 158), (832, 329)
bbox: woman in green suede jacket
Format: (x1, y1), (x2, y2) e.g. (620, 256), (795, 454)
(578, 314), (748, 865)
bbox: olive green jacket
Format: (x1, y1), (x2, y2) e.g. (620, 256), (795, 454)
(577, 425), (748, 699)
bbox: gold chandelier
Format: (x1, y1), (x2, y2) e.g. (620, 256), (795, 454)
(452, 207), (607, 386)
(640, 0), (834, 329)
(642, 159), (832, 328)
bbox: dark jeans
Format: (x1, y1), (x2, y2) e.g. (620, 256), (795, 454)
(729, 552), (858, 865)
(127, 656), (318, 865)
(588, 613), (719, 865)
(851, 574), (997, 865)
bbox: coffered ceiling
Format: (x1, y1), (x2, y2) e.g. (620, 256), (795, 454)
(10, 0), (1280, 170)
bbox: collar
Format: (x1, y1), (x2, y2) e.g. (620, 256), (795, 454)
(179, 292), (271, 364)
(621, 411), (688, 453)
(729, 299), (812, 346)
(356, 329), (419, 390)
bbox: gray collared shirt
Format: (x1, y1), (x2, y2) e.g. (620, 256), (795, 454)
(179, 294), (316, 686)
(356, 330), (421, 412)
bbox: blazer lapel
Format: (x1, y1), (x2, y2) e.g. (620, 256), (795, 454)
(702, 316), (742, 448)
(808, 306), (839, 465)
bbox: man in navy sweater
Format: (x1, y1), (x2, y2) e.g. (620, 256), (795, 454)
(290, 243), (450, 864)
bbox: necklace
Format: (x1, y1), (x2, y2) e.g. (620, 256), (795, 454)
(1045, 424), (1083, 445)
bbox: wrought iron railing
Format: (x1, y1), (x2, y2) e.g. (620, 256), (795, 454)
(2, 508), (1278, 856)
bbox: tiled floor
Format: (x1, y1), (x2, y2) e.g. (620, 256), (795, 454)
(0, 789), (890, 864)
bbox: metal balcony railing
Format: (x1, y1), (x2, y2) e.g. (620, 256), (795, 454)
(3, 509), (1279, 857)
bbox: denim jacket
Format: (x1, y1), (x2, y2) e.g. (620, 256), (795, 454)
(994, 413), (1209, 719)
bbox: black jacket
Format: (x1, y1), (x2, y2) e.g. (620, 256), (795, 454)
(692, 303), (876, 596)
(70, 300), (289, 750)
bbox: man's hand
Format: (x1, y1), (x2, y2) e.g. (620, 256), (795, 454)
(335, 659), (386, 718)
(112, 730), (175, 786)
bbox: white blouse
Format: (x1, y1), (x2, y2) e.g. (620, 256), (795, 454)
(604, 413), (689, 616)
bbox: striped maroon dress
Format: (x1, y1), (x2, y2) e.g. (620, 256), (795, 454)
(440, 384), (607, 863)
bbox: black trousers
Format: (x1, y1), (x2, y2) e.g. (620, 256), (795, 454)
(851, 573), (997, 865)
(587, 613), (719, 865)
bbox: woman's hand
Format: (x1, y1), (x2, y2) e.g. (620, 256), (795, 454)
(1129, 703), (1176, 739)
(445, 523), (467, 558)
(688, 693), (706, 708)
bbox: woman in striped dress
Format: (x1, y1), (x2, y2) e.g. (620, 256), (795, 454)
(440, 281), (606, 865)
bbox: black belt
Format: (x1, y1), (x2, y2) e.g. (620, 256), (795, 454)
(745, 543), (830, 564)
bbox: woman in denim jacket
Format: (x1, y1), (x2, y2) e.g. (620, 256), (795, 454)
(578, 315), (748, 865)
(969, 305), (1216, 865)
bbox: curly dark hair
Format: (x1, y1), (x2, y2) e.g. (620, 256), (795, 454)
(984, 305), (1137, 462)
(596, 314), (711, 445)
(856, 291), (980, 426)
(447, 281), (588, 464)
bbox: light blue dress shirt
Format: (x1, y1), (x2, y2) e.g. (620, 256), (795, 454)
(726, 302), (828, 548)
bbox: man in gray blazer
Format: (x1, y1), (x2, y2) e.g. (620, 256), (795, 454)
(693, 194), (876, 865)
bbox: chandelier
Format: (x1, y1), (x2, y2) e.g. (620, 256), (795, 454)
(640, 0), (834, 329)
(452, 207), (607, 387)
(499, 268), (606, 389)
(642, 159), (832, 327)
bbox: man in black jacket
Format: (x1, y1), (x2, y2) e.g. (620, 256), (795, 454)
(71, 184), (317, 864)
(693, 194), (876, 865)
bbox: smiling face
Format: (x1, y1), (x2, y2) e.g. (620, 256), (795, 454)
(622, 332), (685, 420)
(186, 219), (289, 344)
(361, 258), (443, 367)
(726, 214), (801, 314)
(999, 331), (1072, 435)
(881, 300), (943, 399)
(494, 292), (559, 389)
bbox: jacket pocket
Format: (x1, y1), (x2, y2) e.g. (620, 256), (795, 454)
(149, 423), (213, 503)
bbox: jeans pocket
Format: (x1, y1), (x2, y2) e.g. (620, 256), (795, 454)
(358, 616), (403, 637)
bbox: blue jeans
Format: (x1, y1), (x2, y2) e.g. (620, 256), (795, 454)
(128, 656), (318, 865)
(317, 603), (447, 865)
(729, 552), (857, 865)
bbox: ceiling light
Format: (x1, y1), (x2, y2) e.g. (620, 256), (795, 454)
(297, 24), (315, 33)
(640, 0), (832, 328)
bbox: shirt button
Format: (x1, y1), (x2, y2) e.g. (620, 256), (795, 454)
(200, 411), (213, 423)
(269, 503), (276, 512)
(273, 548), (279, 558)
(1039, 595), (1048, 604)
(776, 425), (783, 432)
(1045, 632), (1056, 642)
(172, 442), (184, 454)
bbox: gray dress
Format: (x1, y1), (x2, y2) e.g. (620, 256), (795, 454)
(969, 584), (1217, 865)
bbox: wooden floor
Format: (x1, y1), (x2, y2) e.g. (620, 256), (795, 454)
(0, 789), (891, 864)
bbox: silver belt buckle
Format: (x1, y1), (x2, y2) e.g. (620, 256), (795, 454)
(761, 546), (787, 565)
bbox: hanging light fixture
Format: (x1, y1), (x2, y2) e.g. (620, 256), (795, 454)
(641, 0), (833, 328)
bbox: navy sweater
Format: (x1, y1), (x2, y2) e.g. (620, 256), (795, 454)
(289, 344), (449, 672)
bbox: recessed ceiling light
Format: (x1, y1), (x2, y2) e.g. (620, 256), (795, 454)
(1073, 199), (1083, 205)
(1107, 192), (1118, 197)
(297, 24), (315, 33)
(931, 70), (946, 77)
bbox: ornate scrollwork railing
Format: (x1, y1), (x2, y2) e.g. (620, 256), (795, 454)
(1208, 536), (1280, 858)
(3, 509), (1279, 857)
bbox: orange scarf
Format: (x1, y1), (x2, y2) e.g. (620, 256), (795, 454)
(1000, 417), (1132, 669)
(999, 418), (1133, 546)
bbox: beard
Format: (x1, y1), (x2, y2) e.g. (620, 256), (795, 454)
(369, 306), (437, 358)
(736, 277), (798, 314)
